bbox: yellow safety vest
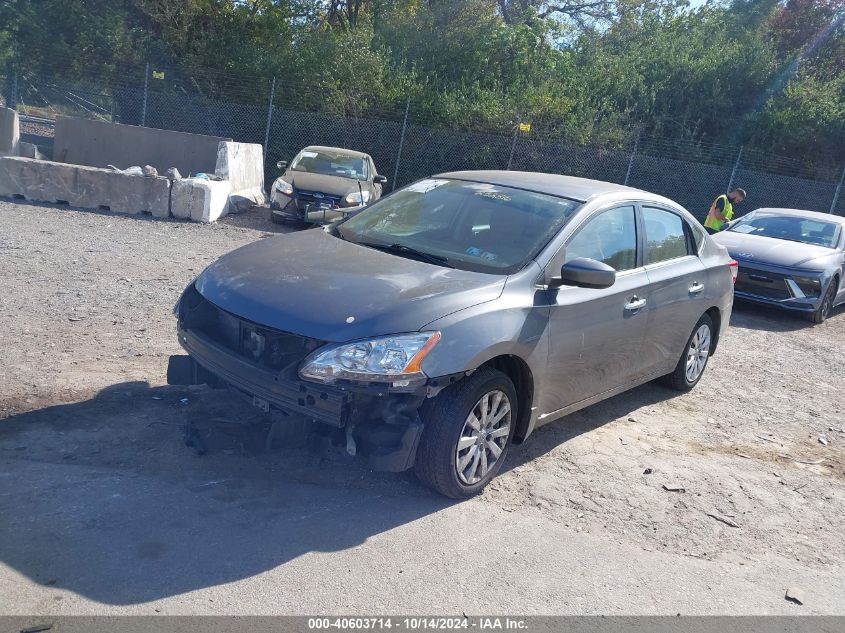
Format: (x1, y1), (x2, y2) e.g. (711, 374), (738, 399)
(704, 194), (734, 231)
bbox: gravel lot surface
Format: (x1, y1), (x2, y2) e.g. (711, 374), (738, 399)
(1, 200), (843, 615)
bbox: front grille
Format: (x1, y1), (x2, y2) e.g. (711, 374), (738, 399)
(295, 190), (342, 210)
(180, 285), (323, 374)
(735, 264), (792, 300)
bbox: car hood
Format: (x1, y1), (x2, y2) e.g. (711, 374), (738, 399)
(194, 229), (506, 342)
(282, 170), (366, 196)
(713, 231), (839, 269)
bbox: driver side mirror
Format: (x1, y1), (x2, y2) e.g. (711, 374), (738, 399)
(550, 257), (616, 289)
(374, 175), (387, 185)
(276, 160), (288, 171)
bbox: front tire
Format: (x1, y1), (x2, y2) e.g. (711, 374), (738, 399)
(806, 279), (837, 324)
(661, 313), (713, 392)
(415, 367), (517, 499)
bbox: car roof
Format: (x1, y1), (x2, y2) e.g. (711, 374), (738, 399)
(749, 207), (845, 224)
(302, 145), (370, 159)
(433, 170), (649, 203)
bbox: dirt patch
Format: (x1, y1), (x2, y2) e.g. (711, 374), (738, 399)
(0, 201), (289, 416)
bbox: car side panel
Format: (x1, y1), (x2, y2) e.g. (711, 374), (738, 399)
(642, 255), (708, 373)
(699, 237), (735, 346)
(421, 194), (734, 445)
(833, 250), (845, 306)
(540, 269), (651, 415)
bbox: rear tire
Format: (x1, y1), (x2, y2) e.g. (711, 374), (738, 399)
(806, 279), (837, 324)
(661, 313), (714, 392)
(415, 367), (517, 499)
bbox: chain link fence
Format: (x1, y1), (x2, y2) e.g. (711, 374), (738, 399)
(5, 62), (845, 219)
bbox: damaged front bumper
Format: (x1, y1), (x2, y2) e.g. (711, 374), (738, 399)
(169, 325), (427, 472)
(270, 196), (305, 222)
(270, 192), (364, 225)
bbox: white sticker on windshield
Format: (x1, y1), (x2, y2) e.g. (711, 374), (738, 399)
(732, 224), (756, 233)
(405, 179), (449, 193)
(300, 151), (318, 158)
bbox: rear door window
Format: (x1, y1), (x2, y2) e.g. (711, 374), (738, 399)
(642, 207), (691, 264)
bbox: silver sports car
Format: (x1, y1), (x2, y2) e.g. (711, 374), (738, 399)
(713, 208), (845, 323)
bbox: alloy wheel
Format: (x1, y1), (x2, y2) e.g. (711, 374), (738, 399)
(685, 324), (711, 383)
(455, 390), (512, 485)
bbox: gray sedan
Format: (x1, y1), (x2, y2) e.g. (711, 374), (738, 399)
(170, 171), (735, 498)
(713, 208), (845, 323)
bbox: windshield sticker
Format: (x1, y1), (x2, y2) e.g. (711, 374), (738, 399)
(732, 224), (756, 233)
(300, 151), (318, 158)
(405, 179), (449, 193)
(474, 191), (511, 202)
(466, 246), (498, 261)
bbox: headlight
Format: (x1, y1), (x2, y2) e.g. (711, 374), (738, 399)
(792, 275), (821, 297)
(344, 190), (370, 205)
(173, 281), (201, 318)
(274, 179), (293, 195)
(299, 332), (440, 386)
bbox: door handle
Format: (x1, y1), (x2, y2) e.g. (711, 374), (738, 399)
(688, 282), (705, 294)
(624, 297), (647, 311)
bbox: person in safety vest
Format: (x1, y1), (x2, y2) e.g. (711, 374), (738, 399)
(704, 188), (746, 234)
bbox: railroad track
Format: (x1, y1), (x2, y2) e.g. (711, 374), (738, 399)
(19, 113), (56, 127)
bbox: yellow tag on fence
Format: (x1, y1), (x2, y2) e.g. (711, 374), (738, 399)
(518, 122), (531, 133)
(152, 70), (165, 80)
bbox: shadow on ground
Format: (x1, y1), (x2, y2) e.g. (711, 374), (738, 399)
(0, 371), (703, 605)
(218, 205), (301, 234)
(504, 380), (679, 472)
(729, 299), (844, 332)
(0, 382), (449, 605)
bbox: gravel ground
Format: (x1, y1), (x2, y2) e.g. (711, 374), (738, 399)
(0, 199), (843, 615)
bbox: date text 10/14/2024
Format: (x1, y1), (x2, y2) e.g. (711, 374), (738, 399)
(307, 618), (528, 630)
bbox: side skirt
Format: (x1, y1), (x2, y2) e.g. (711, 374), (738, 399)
(533, 367), (672, 429)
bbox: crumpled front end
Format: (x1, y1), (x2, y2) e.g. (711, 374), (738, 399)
(169, 284), (428, 471)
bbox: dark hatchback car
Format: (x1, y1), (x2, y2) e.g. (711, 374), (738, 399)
(170, 171), (735, 498)
(713, 208), (845, 323)
(270, 145), (387, 224)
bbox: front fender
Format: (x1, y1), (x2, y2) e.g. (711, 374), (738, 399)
(421, 304), (549, 379)
(419, 264), (549, 406)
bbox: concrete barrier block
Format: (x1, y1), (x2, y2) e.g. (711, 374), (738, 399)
(215, 141), (266, 209)
(0, 156), (59, 201)
(0, 107), (20, 156)
(0, 157), (170, 216)
(171, 178), (232, 223)
(53, 116), (230, 176)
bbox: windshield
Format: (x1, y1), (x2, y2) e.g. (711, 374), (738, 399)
(728, 212), (841, 248)
(290, 149), (368, 180)
(336, 179), (580, 274)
